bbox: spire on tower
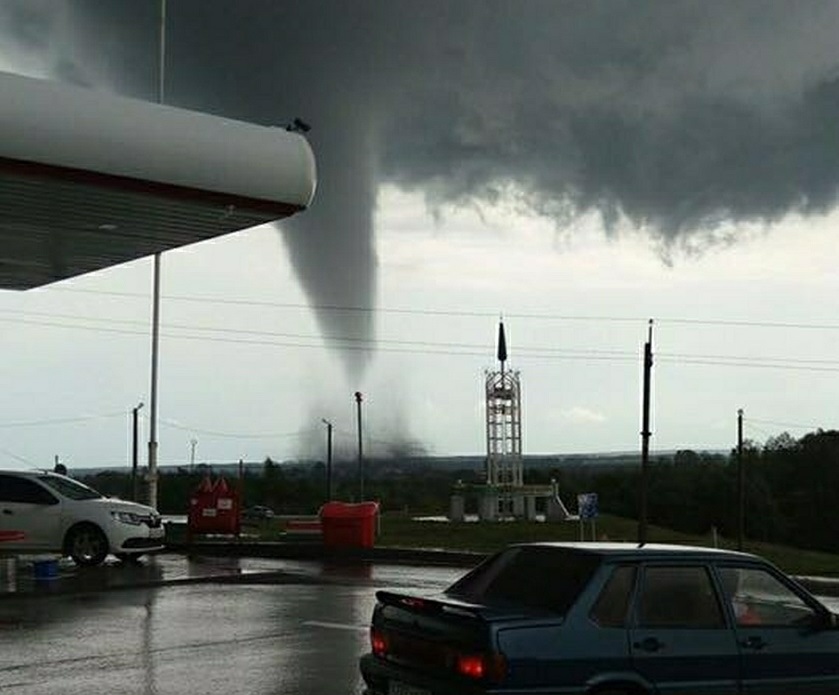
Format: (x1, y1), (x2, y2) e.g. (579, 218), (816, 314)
(497, 320), (507, 364)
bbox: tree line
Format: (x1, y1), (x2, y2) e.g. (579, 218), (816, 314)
(76, 429), (839, 554)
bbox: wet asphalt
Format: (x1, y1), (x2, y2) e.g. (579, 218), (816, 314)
(3, 544), (839, 695)
(1, 540), (837, 601)
(0, 541), (481, 600)
(0, 552), (468, 695)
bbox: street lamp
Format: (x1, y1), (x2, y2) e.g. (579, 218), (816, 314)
(190, 438), (198, 472)
(147, 0), (167, 514)
(322, 419), (333, 503)
(132, 402), (144, 502)
(737, 408), (745, 551)
(355, 392), (364, 501)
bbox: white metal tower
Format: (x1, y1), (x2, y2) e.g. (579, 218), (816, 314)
(485, 321), (523, 514)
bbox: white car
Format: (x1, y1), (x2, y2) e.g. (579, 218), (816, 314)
(0, 470), (164, 566)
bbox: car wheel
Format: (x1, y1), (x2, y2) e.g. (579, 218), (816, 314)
(66, 524), (109, 566)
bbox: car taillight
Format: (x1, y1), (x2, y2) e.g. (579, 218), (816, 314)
(455, 652), (507, 682)
(457, 654), (484, 678)
(370, 627), (388, 657)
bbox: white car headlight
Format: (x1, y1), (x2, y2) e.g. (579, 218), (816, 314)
(112, 511), (144, 525)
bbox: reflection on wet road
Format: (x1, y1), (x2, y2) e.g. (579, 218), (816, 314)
(0, 560), (462, 695)
(1, 554), (836, 695)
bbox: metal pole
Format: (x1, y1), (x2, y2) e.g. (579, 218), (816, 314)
(148, 252), (161, 511)
(322, 419), (333, 503)
(237, 458), (244, 537)
(638, 319), (654, 545)
(737, 408), (745, 551)
(147, 0), (166, 511)
(158, 0), (166, 105)
(132, 402), (144, 502)
(355, 392), (364, 501)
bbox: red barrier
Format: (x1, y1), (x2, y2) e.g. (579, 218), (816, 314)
(319, 501), (379, 548)
(188, 475), (241, 537)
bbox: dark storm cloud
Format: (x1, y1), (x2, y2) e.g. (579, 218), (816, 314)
(5, 0), (839, 369)
(2, 3), (51, 51)
(370, 1), (839, 243)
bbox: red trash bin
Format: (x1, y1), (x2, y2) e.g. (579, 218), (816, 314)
(319, 501), (379, 548)
(188, 475), (240, 537)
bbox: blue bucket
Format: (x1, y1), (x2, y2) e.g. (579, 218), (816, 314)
(32, 558), (59, 581)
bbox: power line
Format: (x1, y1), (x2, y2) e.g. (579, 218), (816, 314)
(157, 417), (318, 441)
(5, 311), (839, 372)
(742, 422), (777, 441)
(746, 417), (830, 432)
(42, 286), (839, 331)
(0, 311), (639, 358)
(0, 447), (35, 465)
(657, 357), (839, 374)
(0, 308), (635, 353)
(659, 317), (839, 331)
(664, 352), (839, 367)
(0, 411), (127, 429)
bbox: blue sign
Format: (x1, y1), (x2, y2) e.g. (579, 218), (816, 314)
(577, 493), (598, 520)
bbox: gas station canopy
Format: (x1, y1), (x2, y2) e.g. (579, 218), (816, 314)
(0, 71), (316, 290)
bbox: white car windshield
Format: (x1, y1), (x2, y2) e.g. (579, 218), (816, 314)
(37, 475), (102, 501)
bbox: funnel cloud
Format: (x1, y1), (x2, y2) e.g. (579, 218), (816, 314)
(3, 0), (839, 372)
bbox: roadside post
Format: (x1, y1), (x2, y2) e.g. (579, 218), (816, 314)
(578, 493), (598, 541)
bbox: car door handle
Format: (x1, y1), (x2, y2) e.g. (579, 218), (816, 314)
(1, 509), (11, 515)
(633, 637), (665, 652)
(740, 636), (767, 650)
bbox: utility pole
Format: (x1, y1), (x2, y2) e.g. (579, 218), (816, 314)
(355, 391), (364, 501)
(132, 402), (144, 502)
(190, 438), (198, 472)
(738, 408), (745, 551)
(638, 319), (654, 545)
(322, 419), (333, 503)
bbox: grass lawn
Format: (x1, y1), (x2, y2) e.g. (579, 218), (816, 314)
(202, 510), (839, 579)
(375, 512), (839, 577)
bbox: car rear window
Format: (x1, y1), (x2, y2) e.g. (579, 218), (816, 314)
(718, 565), (818, 627)
(0, 475), (58, 504)
(37, 475), (102, 500)
(446, 546), (599, 614)
(590, 565), (637, 627)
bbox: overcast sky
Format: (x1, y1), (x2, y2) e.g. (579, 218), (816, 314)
(2, 0), (839, 471)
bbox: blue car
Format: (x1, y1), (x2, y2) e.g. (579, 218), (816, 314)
(359, 542), (839, 694)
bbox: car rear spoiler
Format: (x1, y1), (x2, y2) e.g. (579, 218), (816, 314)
(375, 590), (485, 620)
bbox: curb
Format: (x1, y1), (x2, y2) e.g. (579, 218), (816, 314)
(164, 540), (486, 567)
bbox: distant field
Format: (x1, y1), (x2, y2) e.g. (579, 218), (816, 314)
(375, 513), (839, 578)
